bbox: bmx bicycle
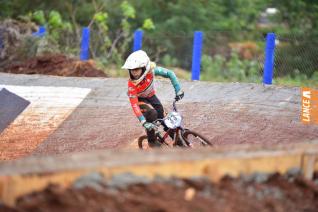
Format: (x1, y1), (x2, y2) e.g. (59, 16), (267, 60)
(138, 99), (212, 149)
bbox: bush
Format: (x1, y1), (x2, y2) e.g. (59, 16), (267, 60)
(275, 39), (318, 79)
(201, 52), (261, 82)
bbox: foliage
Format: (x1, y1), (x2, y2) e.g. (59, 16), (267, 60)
(161, 54), (178, 67)
(120, 1), (136, 19)
(201, 52), (261, 82)
(28, 10), (74, 55)
(274, 40), (318, 79)
(86, 1), (156, 75)
(0, 0), (317, 85)
(267, 1), (318, 80)
(271, 0), (318, 38)
(142, 19), (155, 31)
(32, 10), (46, 25)
(274, 75), (318, 88)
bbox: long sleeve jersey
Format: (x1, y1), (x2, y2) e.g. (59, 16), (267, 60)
(127, 66), (181, 123)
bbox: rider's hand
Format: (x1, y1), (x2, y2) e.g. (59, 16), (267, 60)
(175, 90), (184, 101)
(143, 122), (156, 131)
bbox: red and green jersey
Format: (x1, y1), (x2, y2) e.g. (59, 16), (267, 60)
(128, 66), (181, 122)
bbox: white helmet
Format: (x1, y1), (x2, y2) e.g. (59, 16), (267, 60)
(122, 50), (151, 71)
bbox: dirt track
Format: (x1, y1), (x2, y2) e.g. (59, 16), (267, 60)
(0, 72), (318, 211)
(0, 72), (317, 160)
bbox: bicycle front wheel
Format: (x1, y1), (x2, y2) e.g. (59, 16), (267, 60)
(137, 135), (168, 149)
(180, 129), (212, 147)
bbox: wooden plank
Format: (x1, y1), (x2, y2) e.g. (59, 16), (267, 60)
(1, 143), (317, 206)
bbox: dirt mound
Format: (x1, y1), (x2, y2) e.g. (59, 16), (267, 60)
(2, 54), (107, 77)
(2, 172), (317, 212)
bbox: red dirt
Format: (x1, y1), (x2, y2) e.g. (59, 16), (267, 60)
(1, 100), (315, 160)
(1, 173), (317, 212)
(29, 102), (318, 158)
(2, 54), (107, 77)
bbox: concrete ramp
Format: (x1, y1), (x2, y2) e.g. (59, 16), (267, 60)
(0, 73), (317, 160)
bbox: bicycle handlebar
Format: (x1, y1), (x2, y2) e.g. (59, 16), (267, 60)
(151, 99), (179, 126)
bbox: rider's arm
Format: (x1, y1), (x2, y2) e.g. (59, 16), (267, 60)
(154, 67), (181, 94)
(127, 82), (146, 124)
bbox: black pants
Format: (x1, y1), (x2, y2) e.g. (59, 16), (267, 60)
(138, 95), (165, 143)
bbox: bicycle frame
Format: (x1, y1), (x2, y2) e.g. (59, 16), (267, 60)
(152, 100), (185, 145)
(139, 99), (212, 149)
(138, 100), (213, 149)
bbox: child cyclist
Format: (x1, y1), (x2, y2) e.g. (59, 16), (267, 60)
(122, 50), (184, 147)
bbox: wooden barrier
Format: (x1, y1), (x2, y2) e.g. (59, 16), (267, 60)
(0, 142), (318, 206)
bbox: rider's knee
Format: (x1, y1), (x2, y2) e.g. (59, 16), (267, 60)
(145, 109), (158, 122)
(156, 105), (164, 119)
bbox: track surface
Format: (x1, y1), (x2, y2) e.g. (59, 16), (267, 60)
(0, 73), (317, 160)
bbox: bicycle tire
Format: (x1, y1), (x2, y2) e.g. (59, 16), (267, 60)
(138, 135), (149, 149)
(180, 129), (212, 147)
(138, 135), (169, 149)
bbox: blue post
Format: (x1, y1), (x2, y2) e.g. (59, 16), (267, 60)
(38, 26), (46, 35)
(263, 33), (276, 84)
(80, 27), (90, 61)
(32, 26), (46, 37)
(133, 30), (143, 52)
(0, 29), (3, 50)
(191, 31), (203, 81)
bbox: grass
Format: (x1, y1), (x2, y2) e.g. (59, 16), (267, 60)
(97, 63), (317, 89)
(274, 77), (317, 88)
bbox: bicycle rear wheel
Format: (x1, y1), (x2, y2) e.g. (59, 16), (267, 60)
(180, 129), (212, 147)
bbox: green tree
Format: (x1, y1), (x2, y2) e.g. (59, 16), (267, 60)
(270, 0), (318, 78)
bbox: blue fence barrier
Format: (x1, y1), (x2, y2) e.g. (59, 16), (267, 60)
(133, 30), (143, 52)
(30, 27), (276, 83)
(263, 33), (276, 85)
(80, 27), (90, 61)
(32, 26), (46, 37)
(0, 29), (3, 50)
(191, 31), (203, 81)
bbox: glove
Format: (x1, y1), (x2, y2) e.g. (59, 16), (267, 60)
(143, 122), (156, 131)
(175, 90), (184, 101)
